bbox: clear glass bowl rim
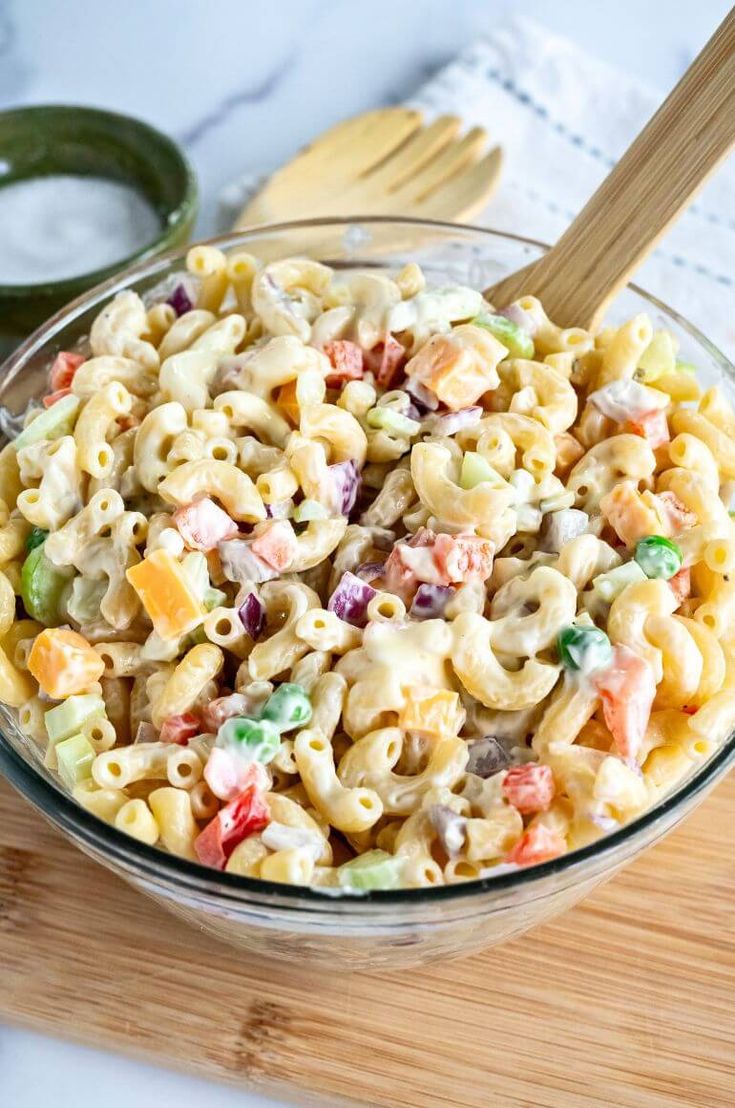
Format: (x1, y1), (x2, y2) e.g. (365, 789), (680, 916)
(1, 214), (734, 914)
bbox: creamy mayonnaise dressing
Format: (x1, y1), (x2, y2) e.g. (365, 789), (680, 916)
(0, 175), (160, 284)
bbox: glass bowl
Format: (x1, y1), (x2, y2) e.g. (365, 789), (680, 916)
(1, 217), (733, 971)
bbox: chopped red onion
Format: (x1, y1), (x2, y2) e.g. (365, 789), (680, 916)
(167, 283), (193, 317)
(219, 539), (277, 585)
(497, 303), (537, 336)
(327, 571), (377, 628)
(427, 406), (483, 436)
(355, 561), (386, 583)
(329, 459), (362, 515)
(405, 377), (439, 413)
(466, 736), (509, 778)
(134, 721), (159, 745)
(238, 591), (265, 639)
(409, 583), (454, 619)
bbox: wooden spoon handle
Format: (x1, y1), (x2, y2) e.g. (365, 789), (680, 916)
(488, 10), (735, 329)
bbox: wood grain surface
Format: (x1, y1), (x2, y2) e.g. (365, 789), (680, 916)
(2, 772), (735, 1108)
(487, 10), (735, 328)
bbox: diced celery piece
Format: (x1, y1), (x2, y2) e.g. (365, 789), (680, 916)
(203, 586), (228, 611)
(366, 407), (421, 436)
(13, 394), (80, 451)
(293, 498), (329, 523)
(45, 693), (106, 746)
(539, 490), (576, 513)
(182, 551), (209, 599)
(460, 451), (504, 490)
(635, 331), (676, 382)
(591, 560), (647, 602)
(471, 312), (534, 359)
(55, 732), (96, 789)
(21, 545), (70, 625)
(337, 850), (405, 891)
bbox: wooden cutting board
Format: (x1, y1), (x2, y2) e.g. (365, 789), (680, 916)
(2, 773), (735, 1108)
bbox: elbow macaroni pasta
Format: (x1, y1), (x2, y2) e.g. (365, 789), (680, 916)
(5, 250), (735, 891)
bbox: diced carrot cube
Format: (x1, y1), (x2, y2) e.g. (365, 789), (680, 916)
(594, 645), (656, 761)
(399, 688), (463, 736)
(405, 327), (504, 410)
(668, 566), (691, 605)
(506, 824), (565, 867)
(174, 497), (239, 552)
(554, 432), (585, 477)
(126, 549), (205, 641)
(324, 340), (364, 387)
(626, 408), (670, 449)
(28, 629), (104, 699)
(599, 482), (661, 547)
(276, 380), (300, 425)
(50, 351), (85, 392)
(502, 764), (555, 814)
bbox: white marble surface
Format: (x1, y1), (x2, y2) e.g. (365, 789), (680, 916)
(0, 0), (731, 1104)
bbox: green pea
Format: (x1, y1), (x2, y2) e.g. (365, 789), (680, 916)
(216, 716), (281, 765)
(337, 850), (405, 891)
(21, 545), (70, 625)
(557, 625), (612, 673)
(634, 535), (682, 580)
(471, 312), (534, 359)
(260, 683), (312, 732)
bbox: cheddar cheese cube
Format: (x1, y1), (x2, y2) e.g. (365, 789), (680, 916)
(126, 549), (205, 641)
(28, 629), (105, 699)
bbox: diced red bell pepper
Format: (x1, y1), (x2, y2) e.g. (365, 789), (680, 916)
(324, 340), (364, 388)
(251, 519), (298, 571)
(159, 712), (201, 745)
(50, 351), (85, 391)
(594, 645), (656, 761)
(43, 387), (73, 408)
(502, 763), (555, 815)
(506, 824), (565, 867)
(626, 408), (670, 449)
(432, 533), (494, 584)
(668, 566), (691, 606)
(364, 336), (407, 389)
(194, 785), (270, 869)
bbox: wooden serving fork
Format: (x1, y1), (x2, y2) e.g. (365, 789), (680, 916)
(487, 9), (735, 330)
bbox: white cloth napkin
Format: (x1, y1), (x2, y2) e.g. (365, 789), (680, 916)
(219, 16), (735, 361)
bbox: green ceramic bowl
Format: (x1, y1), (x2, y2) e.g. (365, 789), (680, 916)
(0, 104), (198, 354)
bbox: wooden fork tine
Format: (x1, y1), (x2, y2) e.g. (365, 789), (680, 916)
(396, 126), (489, 201)
(416, 146), (503, 222)
(365, 115), (462, 189)
(277, 108), (423, 183)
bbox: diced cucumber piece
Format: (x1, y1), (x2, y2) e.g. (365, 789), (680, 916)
(293, 499), (329, 523)
(635, 331), (676, 382)
(591, 561), (647, 603)
(13, 394), (80, 451)
(338, 850), (405, 891)
(471, 312), (534, 359)
(56, 733), (96, 789)
(366, 407), (421, 436)
(45, 693), (106, 746)
(203, 586), (228, 611)
(460, 451), (504, 490)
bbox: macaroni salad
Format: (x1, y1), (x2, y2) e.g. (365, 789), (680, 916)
(3, 244), (735, 891)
